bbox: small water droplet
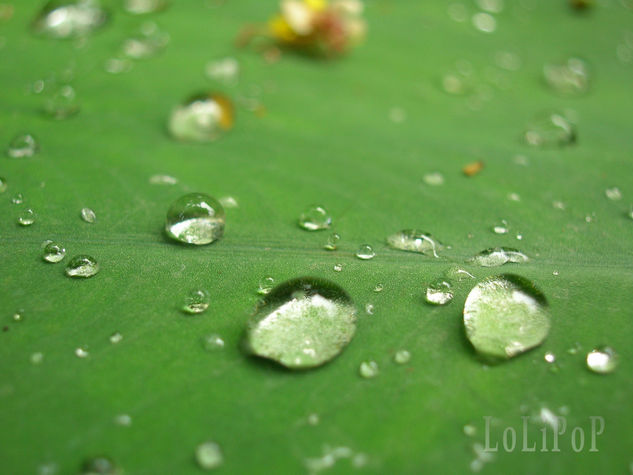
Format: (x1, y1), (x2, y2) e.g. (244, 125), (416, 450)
(109, 332), (123, 344)
(149, 174), (177, 185)
(393, 350), (411, 364)
(552, 200), (566, 210)
(195, 441), (223, 470)
(122, 21), (169, 60)
(463, 424), (477, 437)
(65, 255), (99, 278)
(359, 360), (379, 378)
(552, 270), (559, 276)
(544, 352), (556, 363)
(11, 193), (24, 204)
(32, 0), (108, 39)
(80, 457), (117, 475)
(388, 106), (406, 123)
(104, 56), (133, 74)
(124, 0), (169, 14)
(464, 274), (550, 359)
(365, 303), (374, 315)
(182, 289), (210, 314)
(205, 57), (239, 85)
(477, 0), (504, 13)
(299, 205), (332, 231)
(472, 12), (496, 33)
(422, 172), (445, 186)
(12, 310), (23, 322)
(543, 57), (590, 96)
(470, 247), (529, 267)
(447, 3), (468, 22)
(81, 207), (96, 223)
(492, 220), (509, 234)
(165, 193), (225, 245)
(307, 413), (320, 426)
(6, 133), (38, 158)
(373, 283), (384, 292)
(425, 279), (454, 305)
(257, 276), (275, 295)
(516, 233), (523, 240)
(445, 266), (476, 281)
(507, 192), (521, 202)
(355, 244), (375, 260)
(75, 347), (89, 358)
(524, 112), (576, 147)
(605, 187), (622, 201)
(168, 93), (233, 142)
(114, 414), (132, 426)
(42, 84), (79, 119)
(324, 232), (340, 250)
(0, 177), (7, 193)
(30, 352), (44, 364)
(245, 277), (357, 369)
(17, 208), (36, 226)
(43, 241), (66, 262)
(218, 196), (238, 208)
(387, 229), (443, 257)
(333, 263), (343, 272)
(202, 333), (224, 351)
(586, 346), (618, 374)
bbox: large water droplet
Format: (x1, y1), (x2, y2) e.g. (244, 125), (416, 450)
(355, 244), (375, 260)
(463, 274), (550, 359)
(182, 289), (210, 314)
(32, 0), (108, 39)
(524, 112), (576, 147)
(124, 0), (168, 14)
(165, 193), (225, 245)
(43, 241), (66, 262)
(470, 247), (528, 267)
(6, 133), (39, 158)
(298, 205), (332, 231)
(81, 207), (96, 223)
(245, 277), (357, 369)
(543, 57), (589, 95)
(65, 255), (99, 278)
(586, 346), (618, 374)
(359, 360), (379, 378)
(386, 229), (443, 257)
(195, 441), (223, 470)
(17, 208), (36, 226)
(168, 93), (233, 142)
(425, 279), (454, 305)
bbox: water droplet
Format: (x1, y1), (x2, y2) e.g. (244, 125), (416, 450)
(165, 193), (225, 245)
(11, 192), (23, 204)
(463, 424), (477, 436)
(425, 279), (454, 305)
(544, 352), (556, 363)
(65, 255), (99, 278)
(299, 205), (332, 231)
(257, 276), (275, 295)
(114, 414), (132, 426)
(333, 263), (343, 272)
(218, 196), (238, 208)
(6, 133), (38, 158)
(32, 0), (108, 39)
(37, 462), (58, 475)
(423, 172), (445, 186)
(81, 207), (96, 223)
(124, 0), (169, 14)
(168, 93), (234, 142)
(104, 56), (133, 74)
(30, 352), (44, 364)
(12, 310), (23, 322)
(109, 332), (123, 344)
(373, 283), (384, 292)
(307, 413), (320, 426)
(524, 112), (576, 147)
(543, 57), (590, 96)
(552, 270), (559, 276)
(359, 360), (379, 378)
(386, 229), (443, 257)
(182, 289), (210, 314)
(516, 233), (523, 240)
(394, 350), (411, 364)
(80, 457), (117, 475)
(447, 3), (468, 22)
(470, 247), (529, 267)
(205, 57), (239, 85)
(552, 200), (566, 210)
(507, 192), (521, 202)
(17, 208), (36, 226)
(75, 347), (89, 358)
(43, 241), (66, 262)
(605, 187), (622, 201)
(244, 277), (357, 369)
(0, 177), (7, 193)
(195, 441), (223, 470)
(324, 232), (340, 250)
(149, 174), (177, 185)
(586, 346), (618, 374)
(202, 333), (224, 351)
(492, 220), (509, 234)
(476, 0), (504, 13)
(42, 84), (79, 119)
(122, 22), (169, 60)
(472, 12), (496, 33)
(446, 266), (475, 281)
(388, 106), (406, 123)
(365, 303), (374, 315)
(464, 274), (550, 359)
(355, 244), (375, 260)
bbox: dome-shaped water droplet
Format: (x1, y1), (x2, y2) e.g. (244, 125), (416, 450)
(543, 57), (590, 96)
(195, 441), (223, 470)
(393, 350), (411, 364)
(425, 279), (454, 305)
(524, 112), (576, 147)
(109, 332), (123, 344)
(17, 208), (35, 226)
(43, 84), (79, 119)
(373, 283), (384, 292)
(80, 456), (118, 474)
(202, 333), (224, 351)
(32, 0), (108, 39)
(423, 172), (444, 186)
(65, 255), (99, 278)
(333, 263), (343, 272)
(11, 193), (24, 204)
(81, 207), (96, 223)
(6, 133), (38, 158)
(355, 244), (375, 260)
(30, 352), (44, 364)
(298, 205), (331, 231)
(43, 241), (66, 262)
(386, 229), (443, 257)
(182, 289), (210, 314)
(492, 220), (509, 234)
(257, 276), (275, 295)
(365, 303), (374, 315)
(124, 0), (169, 14)
(324, 232), (340, 250)
(168, 93), (233, 142)
(359, 360), (379, 378)
(205, 57), (239, 85)
(0, 177), (7, 193)
(75, 347), (89, 358)
(605, 187), (622, 201)
(586, 346), (618, 374)
(463, 274), (550, 359)
(470, 247), (528, 267)
(165, 193), (225, 245)
(121, 22), (169, 60)
(245, 277), (357, 369)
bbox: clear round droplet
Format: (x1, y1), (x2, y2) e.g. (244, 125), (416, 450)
(42, 84), (79, 120)
(425, 279), (454, 305)
(6, 133), (38, 158)
(195, 441), (223, 470)
(80, 456), (117, 475)
(324, 232), (340, 250)
(75, 347), (89, 358)
(168, 93), (234, 142)
(245, 277), (357, 369)
(299, 205), (332, 231)
(32, 0), (108, 39)
(605, 187), (622, 201)
(423, 172), (445, 186)
(114, 414), (132, 426)
(205, 57), (239, 85)
(355, 244), (375, 260)
(65, 255), (99, 278)
(586, 346), (618, 374)
(492, 220), (509, 234)
(121, 22), (169, 60)
(13, 310), (23, 322)
(165, 193), (225, 245)
(257, 276), (275, 295)
(17, 208), (36, 226)
(124, 0), (169, 14)
(81, 207), (96, 223)
(472, 12), (496, 33)
(182, 289), (210, 314)
(394, 350), (411, 364)
(543, 57), (590, 96)
(373, 283), (384, 292)
(524, 112), (576, 147)
(387, 229), (443, 257)
(464, 274), (551, 359)
(202, 333), (224, 351)
(11, 192), (23, 204)
(110, 332), (123, 344)
(544, 352), (556, 363)
(470, 247), (529, 267)
(365, 303), (374, 315)
(43, 241), (66, 262)
(333, 263), (343, 272)
(30, 352), (44, 364)
(359, 360), (379, 378)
